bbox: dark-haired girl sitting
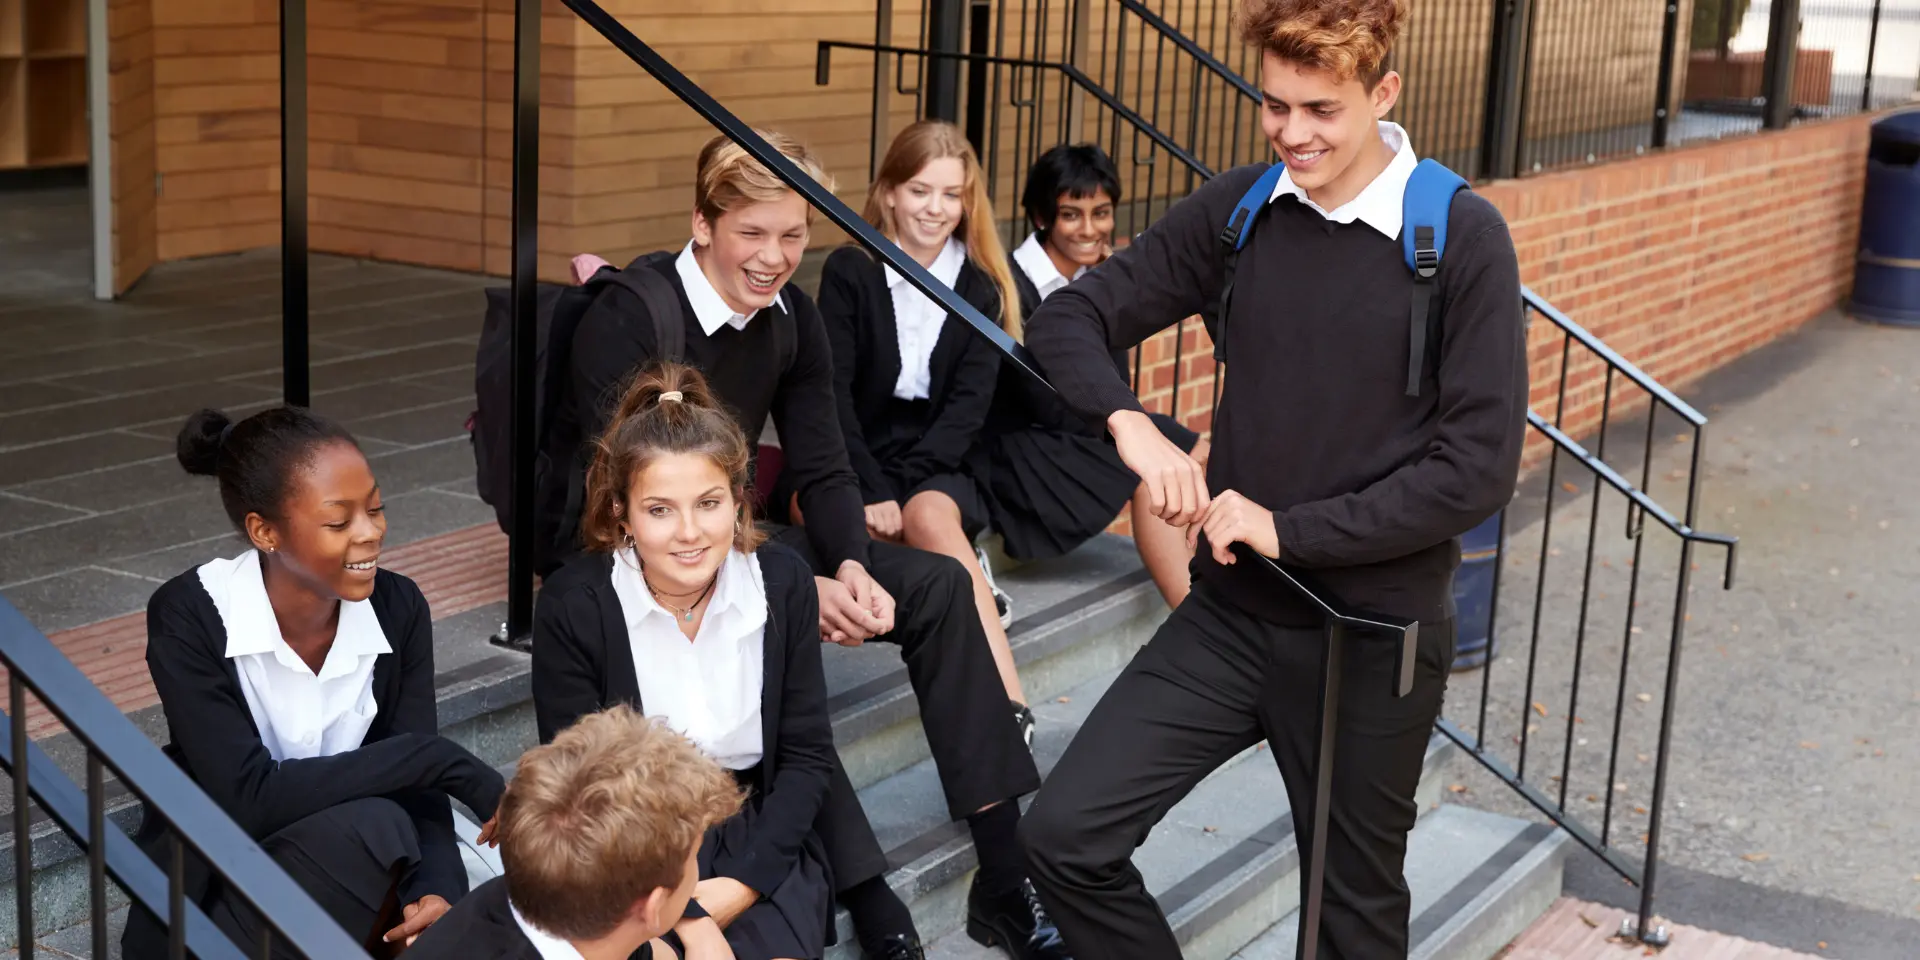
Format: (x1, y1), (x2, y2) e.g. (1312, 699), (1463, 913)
(123, 407), (507, 960)
(532, 362), (836, 960)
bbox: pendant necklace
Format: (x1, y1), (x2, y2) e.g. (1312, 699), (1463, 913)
(646, 569), (719, 622)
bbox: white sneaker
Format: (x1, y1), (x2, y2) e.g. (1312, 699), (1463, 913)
(977, 545), (1013, 628)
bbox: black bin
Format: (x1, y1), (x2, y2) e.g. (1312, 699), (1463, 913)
(1850, 109), (1920, 326)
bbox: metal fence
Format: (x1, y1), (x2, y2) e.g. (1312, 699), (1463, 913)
(0, 597), (369, 960)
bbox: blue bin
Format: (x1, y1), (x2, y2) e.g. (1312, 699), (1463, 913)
(1850, 109), (1920, 326)
(1450, 511), (1503, 671)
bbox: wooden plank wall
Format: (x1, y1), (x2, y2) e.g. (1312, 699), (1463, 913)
(109, 0), (157, 292)
(151, 0), (281, 261)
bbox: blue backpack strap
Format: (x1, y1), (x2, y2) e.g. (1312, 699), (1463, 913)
(1210, 163), (1290, 361)
(1400, 159), (1470, 397)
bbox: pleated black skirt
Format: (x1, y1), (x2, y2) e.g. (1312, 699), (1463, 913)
(697, 777), (835, 960)
(979, 413), (1201, 562)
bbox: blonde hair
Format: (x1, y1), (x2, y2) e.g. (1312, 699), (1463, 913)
(862, 121), (1025, 340)
(499, 705), (743, 941)
(695, 130), (836, 225)
(1238, 0), (1408, 88)
(582, 362), (766, 555)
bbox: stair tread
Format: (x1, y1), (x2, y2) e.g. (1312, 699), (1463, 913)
(1228, 804), (1571, 960)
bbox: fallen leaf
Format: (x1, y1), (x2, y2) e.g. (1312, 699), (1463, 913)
(1586, 794), (1599, 802)
(1801, 741), (1819, 749)
(1644, 949), (1656, 957)
(1640, 833), (1650, 845)
(1578, 912), (1598, 928)
(1635, 805), (1649, 814)
(1801, 482), (1812, 491)
(1203, 825), (1218, 833)
(1674, 433), (1688, 444)
(1875, 749), (1885, 757)
(1448, 783), (1468, 793)
(1616, 782), (1629, 792)
(1742, 852), (1770, 862)
(1637, 693), (1653, 703)
(1056, 696), (1072, 703)
(1850, 437), (1861, 447)
(1847, 591), (1858, 600)
(1637, 753), (1650, 763)
(1532, 701), (1549, 717)
(1631, 626), (1644, 635)
(1857, 737), (1872, 745)
(1819, 942), (1829, 950)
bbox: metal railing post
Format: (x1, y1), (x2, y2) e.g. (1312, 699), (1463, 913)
(1862, 0), (1885, 111)
(502, 0), (542, 647)
(1651, 0), (1682, 149)
(965, 0), (992, 154)
(280, 0), (309, 407)
(12, 675), (29, 959)
(927, 0), (967, 121)
(1478, 0), (1534, 179)
(1295, 620), (1346, 960)
(1761, 0), (1803, 130)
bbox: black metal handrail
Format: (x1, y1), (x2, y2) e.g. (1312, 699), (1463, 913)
(817, 41), (1218, 179)
(521, 7), (1426, 959)
(0, 597), (369, 960)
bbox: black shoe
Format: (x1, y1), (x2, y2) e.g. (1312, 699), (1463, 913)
(1012, 702), (1036, 747)
(865, 933), (925, 960)
(966, 878), (1071, 959)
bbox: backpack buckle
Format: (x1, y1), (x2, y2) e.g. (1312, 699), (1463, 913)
(1413, 247), (1439, 279)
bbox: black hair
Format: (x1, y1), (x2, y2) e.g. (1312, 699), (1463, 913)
(177, 406), (362, 533)
(1021, 144), (1123, 240)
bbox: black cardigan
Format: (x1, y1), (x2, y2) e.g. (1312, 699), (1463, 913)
(529, 543), (834, 900)
(817, 244), (1003, 504)
(407, 876), (654, 960)
(140, 566), (506, 908)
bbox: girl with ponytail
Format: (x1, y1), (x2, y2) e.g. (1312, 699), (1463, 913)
(532, 362), (838, 960)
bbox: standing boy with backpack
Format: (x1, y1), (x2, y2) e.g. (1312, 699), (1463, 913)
(1018, 0), (1527, 956)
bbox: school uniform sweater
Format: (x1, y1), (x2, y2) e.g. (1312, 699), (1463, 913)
(1025, 163), (1528, 626)
(816, 244), (1004, 503)
(406, 876), (655, 960)
(140, 566), (507, 908)
(550, 256), (870, 573)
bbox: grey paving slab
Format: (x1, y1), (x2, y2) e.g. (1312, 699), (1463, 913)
(1441, 311), (1920, 919)
(0, 433), (174, 489)
(0, 340), (201, 386)
(0, 568), (164, 634)
(0, 381), (282, 451)
(30, 905), (126, 960)
(317, 311), (484, 354)
(0, 382), (99, 417)
(0, 493), (89, 536)
(365, 437), (480, 493)
(433, 475), (482, 500)
(226, 342), (473, 396)
(396, 367), (479, 399)
(380, 488), (498, 546)
(304, 381), (459, 426)
(0, 492), (232, 589)
(46, 341), (356, 396)
(339, 398), (474, 448)
(98, 533), (246, 583)
(6, 456), (209, 514)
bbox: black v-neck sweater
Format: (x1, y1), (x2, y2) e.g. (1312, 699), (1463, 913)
(1026, 163), (1528, 625)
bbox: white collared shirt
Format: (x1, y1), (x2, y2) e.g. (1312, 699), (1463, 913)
(674, 240), (791, 337)
(609, 548), (768, 771)
(509, 898), (588, 960)
(883, 237), (968, 400)
(1269, 121), (1420, 240)
(1012, 232), (1085, 304)
(198, 550), (389, 762)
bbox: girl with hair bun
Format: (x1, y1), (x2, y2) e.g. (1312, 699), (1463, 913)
(532, 362), (838, 960)
(125, 406), (506, 959)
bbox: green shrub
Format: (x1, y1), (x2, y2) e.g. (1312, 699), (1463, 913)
(1691, 0), (1754, 52)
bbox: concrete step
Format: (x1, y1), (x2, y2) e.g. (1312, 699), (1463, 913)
(851, 666), (1459, 960)
(1, 534), (1166, 947)
(1226, 805), (1569, 960)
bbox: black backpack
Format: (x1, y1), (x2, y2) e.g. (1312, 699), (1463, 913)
(470, 251), (685, 535)
(470, 251), (797, 537)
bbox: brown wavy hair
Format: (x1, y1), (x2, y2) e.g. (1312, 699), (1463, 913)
(580, 362), (765, 555)
(500, 705), (743, 941)
(862, 120), (1025, 340)
(1238, 0), (1408, 88)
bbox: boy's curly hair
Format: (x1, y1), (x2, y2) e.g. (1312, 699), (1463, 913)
(1238, 0), (1408, 88)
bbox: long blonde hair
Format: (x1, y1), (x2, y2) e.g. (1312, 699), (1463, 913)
(862, 121), (1024, 340)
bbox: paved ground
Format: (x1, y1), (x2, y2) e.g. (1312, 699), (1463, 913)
(1441, 310), (1920, 956)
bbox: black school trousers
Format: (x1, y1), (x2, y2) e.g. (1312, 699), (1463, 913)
(123, 797), (422, 960)
(767, 524), (1042, 889)
(1019, 581), (1453, 960)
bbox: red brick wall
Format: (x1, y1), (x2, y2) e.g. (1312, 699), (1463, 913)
(1104, 114), (1874, 534)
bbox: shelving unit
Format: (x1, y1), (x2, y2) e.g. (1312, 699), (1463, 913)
(0, 0), (88, 172)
